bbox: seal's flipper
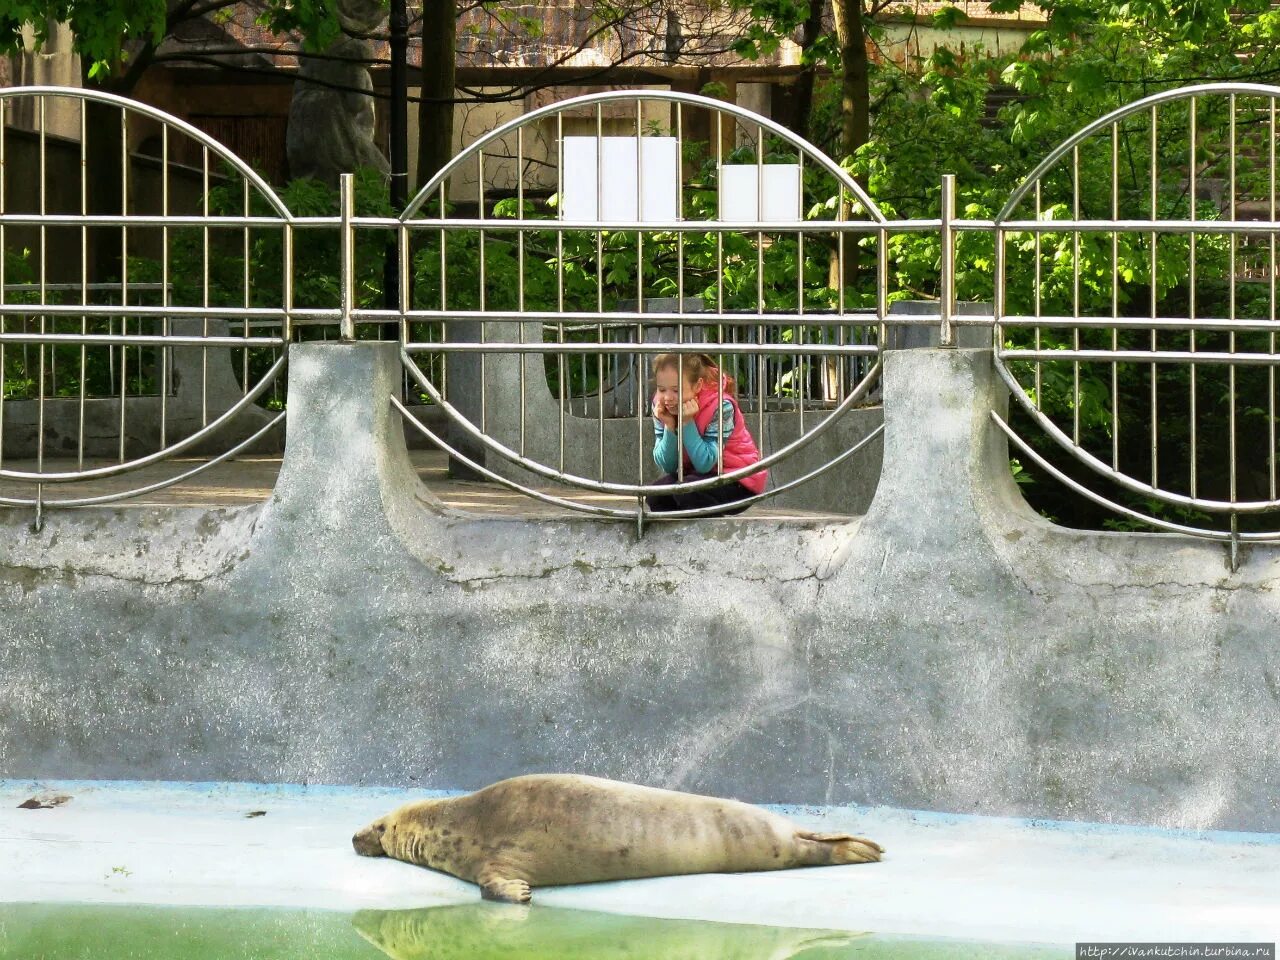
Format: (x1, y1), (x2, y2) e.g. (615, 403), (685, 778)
(795, 831), (884, 864)
(477, 867), (532, 904)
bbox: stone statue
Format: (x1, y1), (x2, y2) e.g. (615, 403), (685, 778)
(286, 0), (391, 185)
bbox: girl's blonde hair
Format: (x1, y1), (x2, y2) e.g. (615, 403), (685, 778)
(652, 352), (737, 396)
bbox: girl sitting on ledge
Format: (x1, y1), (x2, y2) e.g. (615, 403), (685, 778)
(646, 352), (768, 517)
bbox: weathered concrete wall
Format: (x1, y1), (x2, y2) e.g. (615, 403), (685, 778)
(1, 342), (1277, 833)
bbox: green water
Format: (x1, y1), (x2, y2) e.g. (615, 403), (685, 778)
(0, 903), (1070, 960)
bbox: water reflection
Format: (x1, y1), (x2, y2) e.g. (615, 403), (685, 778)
(0, 902), (1069, 959)
(351, 904), (867, 960)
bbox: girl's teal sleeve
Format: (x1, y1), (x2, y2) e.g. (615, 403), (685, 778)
(653, 420), (679, 474)
(681, 422), (718, 474)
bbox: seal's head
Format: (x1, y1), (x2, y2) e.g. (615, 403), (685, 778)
(352, 817), (389, 857)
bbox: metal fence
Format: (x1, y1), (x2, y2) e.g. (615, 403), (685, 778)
(990, 83), (1280, 554)
(0, 86), (292, 521)
(2, 83), (1280, 543)
(390, 90), (888, 521)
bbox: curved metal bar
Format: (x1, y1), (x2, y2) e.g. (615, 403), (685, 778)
(991, 360), (1280, 514)
(402, 89), (885, 224)
(401, 348), (882, 496)
(639, 423), (884, 520)
(0, 412), (285, 508)
(0, 86), (295, 220)
(996, 82), (1280, 222)
(992, 411), (1276, 542)
(392, 398), (636, 519)
(394, 398), (881, 520)
(0, 355), (287, 483)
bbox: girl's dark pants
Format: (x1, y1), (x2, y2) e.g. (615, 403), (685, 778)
(644, 472), (754, 517)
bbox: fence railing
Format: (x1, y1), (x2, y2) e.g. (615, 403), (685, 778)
(2, 83), (1280, 545)
(0, 86), (291, 520)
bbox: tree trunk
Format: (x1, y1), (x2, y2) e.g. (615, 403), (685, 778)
(416, 0), (457, 188)
(831, 0), (870, 166)
(417, 0), (479, 477)
(81, 62), (126, 285)
(787, 0), (828, 141)
(80, 41), (155, 285)
(830, 0), (870, 292)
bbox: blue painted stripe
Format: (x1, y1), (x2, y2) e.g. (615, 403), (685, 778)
(5, 778), (1278, 846)
(767, 802), (1280, 846)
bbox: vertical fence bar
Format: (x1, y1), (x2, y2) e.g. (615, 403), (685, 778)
(556, 111), (566, 473)
(992, 215), (1005, 357)
(159, 123), (169, 451)
(939, 174), (956, 347)
(0, 98), (6, 471)
(1228, 94), (1238, 519)
(0, 98), (6, 472)
(797, 148), (806, 431)
(716, 108), (725, 463)
(1188, 97), (1198, 499)
(339, 172), (356, 341)
(476, 149), (492, 430)
(78, 101), (89, 467)
(1150, 103), (1160, 489)
(397, 221), (409, 347)
(242, 178), (251, 397)
(594, 106), (605, 479)
(118, 107), (129, 461)
(1111, 123), (1120, 470)
(517, 125), (527, 457)
(282, 221), (294, 345)
(1071, 145), (1081, 445)
(46, 98), (56, 399)
(439, 180), (448, 401)
(37, 96), (48, 489)
(635, 97), (645, 486)
(201, 146), (210, 426)
(1271, 99), (1277, 503)
(1034, 181), (1042, 409)
(755, 123), (765, 448)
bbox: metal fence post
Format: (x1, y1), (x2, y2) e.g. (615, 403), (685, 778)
(339, 172), (356, 342)
(940, 174), (956, 348)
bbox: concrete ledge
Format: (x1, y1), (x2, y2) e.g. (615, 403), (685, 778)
(1, 342), (1278, 833)
(2, 780), (1277, 944)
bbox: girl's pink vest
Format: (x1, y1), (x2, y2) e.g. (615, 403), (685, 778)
(692, 381), (768, 494)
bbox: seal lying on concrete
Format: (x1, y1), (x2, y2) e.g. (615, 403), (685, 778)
(351, 774), (883, 903)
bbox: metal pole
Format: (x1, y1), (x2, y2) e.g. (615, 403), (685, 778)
(940, 173), (955, 347)
(384, 0), (410, 340)
(340, 173), (356, 341)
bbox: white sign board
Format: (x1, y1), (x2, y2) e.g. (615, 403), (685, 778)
(561, 136), (680, 223)
(719, 164), (803, 222)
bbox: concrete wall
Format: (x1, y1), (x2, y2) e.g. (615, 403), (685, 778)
(1, 342), (1277, 833)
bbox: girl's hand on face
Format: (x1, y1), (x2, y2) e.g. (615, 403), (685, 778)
(653, 397), (676, 429)
(681, 397), (700, 421)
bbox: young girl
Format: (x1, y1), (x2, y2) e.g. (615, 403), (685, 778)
(647, 353), (768, 516)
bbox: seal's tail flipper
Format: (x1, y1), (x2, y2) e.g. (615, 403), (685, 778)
(796, 831), (884, 864)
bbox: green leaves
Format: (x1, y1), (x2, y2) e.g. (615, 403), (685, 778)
(4, 0), (348, 82)
(931, 5), (966, 29)
(1, 0), (167, 76)
(259, 0), (347, 54)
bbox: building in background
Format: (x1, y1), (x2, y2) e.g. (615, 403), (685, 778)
(1, 2), (1045, 192)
